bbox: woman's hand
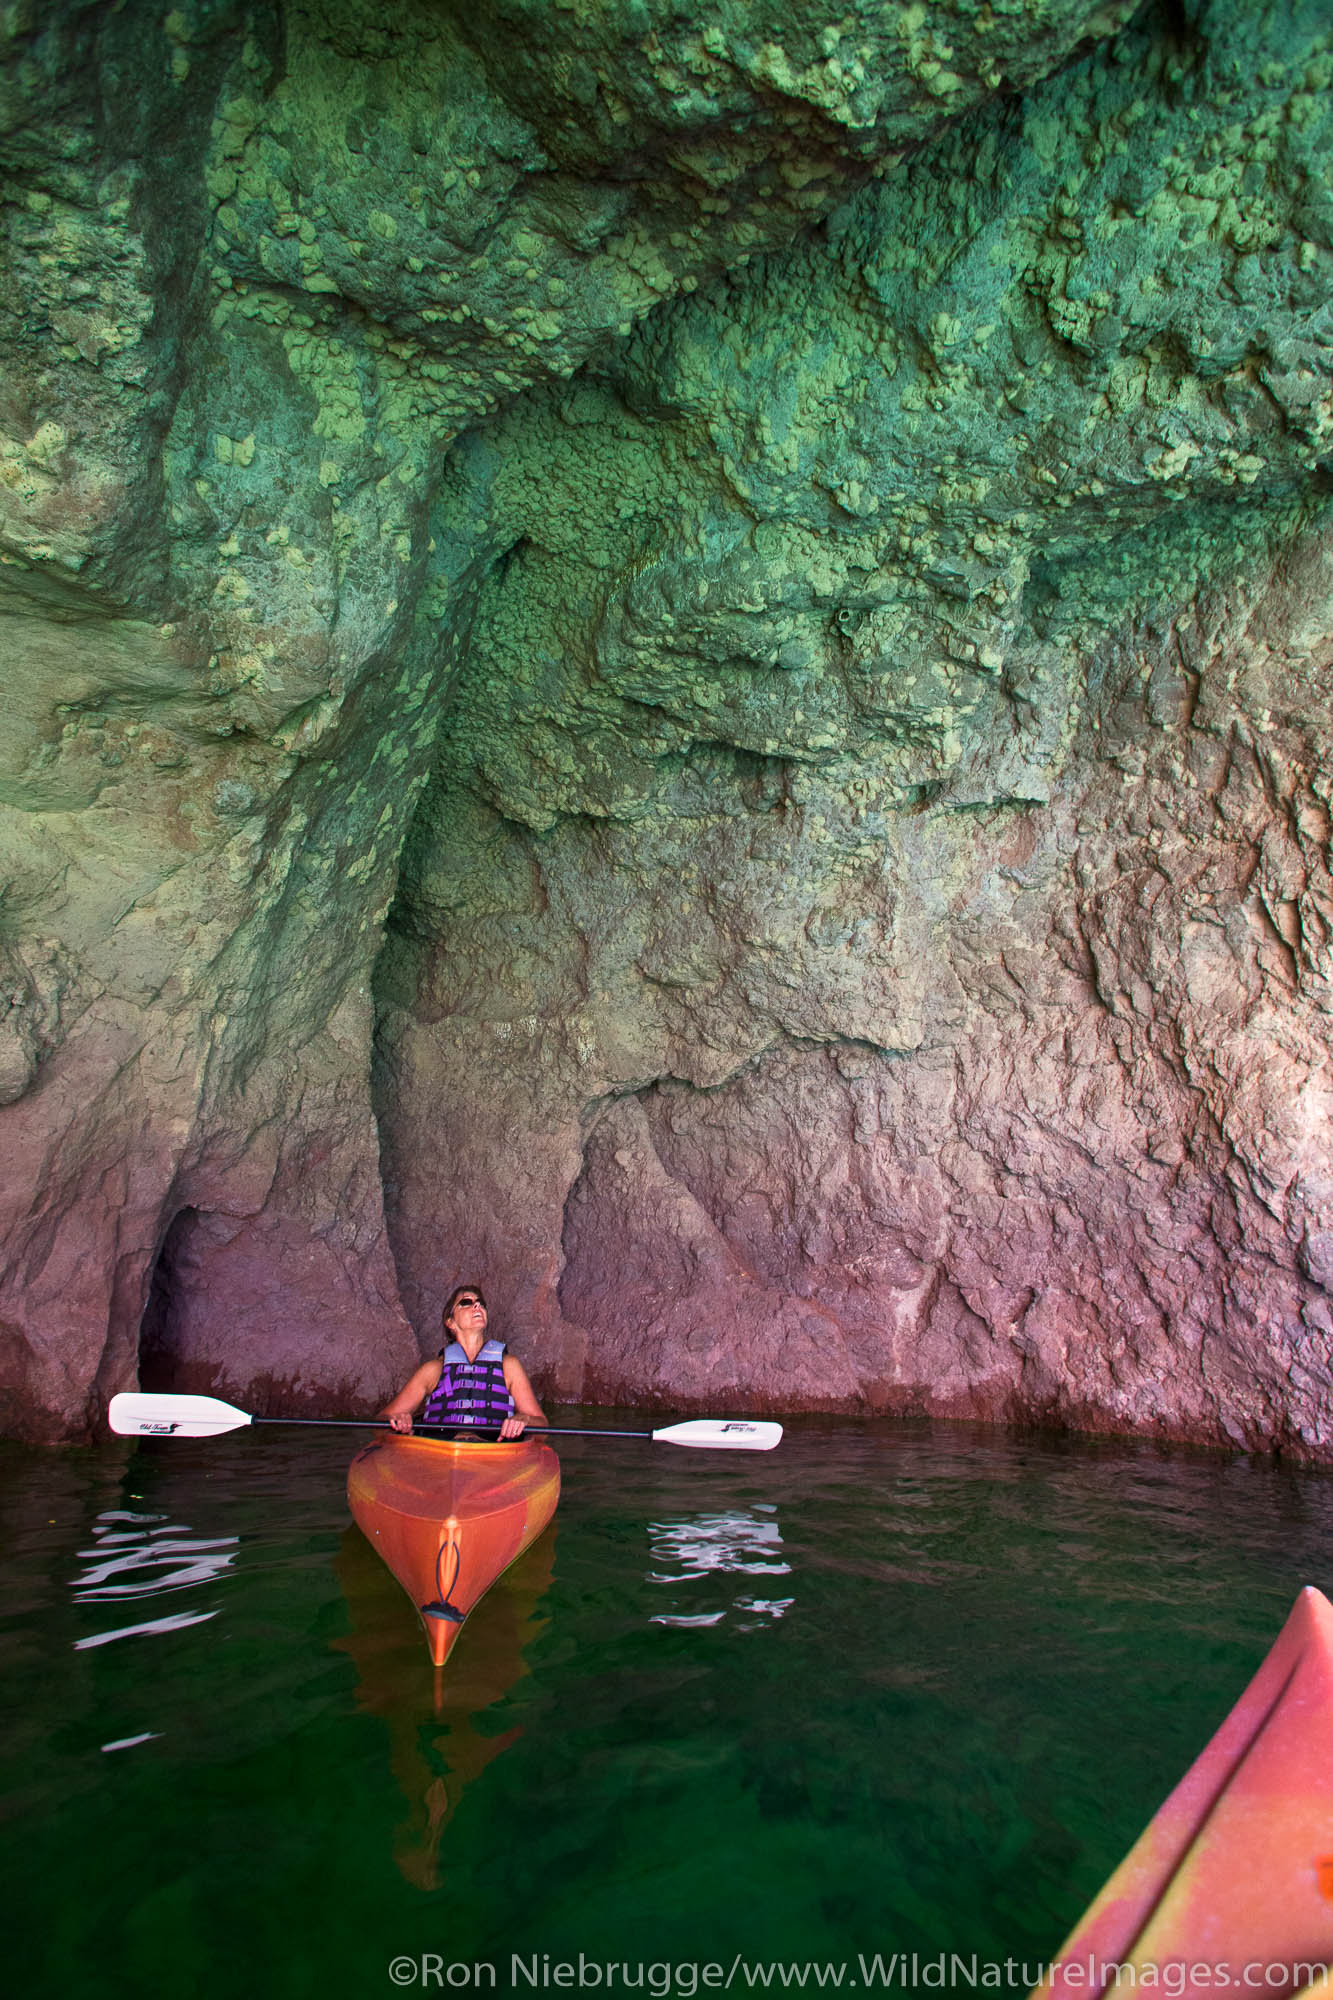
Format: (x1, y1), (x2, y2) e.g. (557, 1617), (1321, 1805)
(500, 1354), (547, 1440)
(381, 1358), (443, 1435)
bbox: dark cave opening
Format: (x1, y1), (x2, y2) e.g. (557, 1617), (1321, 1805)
(137, 1206), (200, 1394)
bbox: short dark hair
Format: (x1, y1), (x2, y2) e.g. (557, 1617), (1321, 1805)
(442, 1283), (487, 1328)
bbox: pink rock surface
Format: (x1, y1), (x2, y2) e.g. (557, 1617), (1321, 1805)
(379, 531), (1333, 1454)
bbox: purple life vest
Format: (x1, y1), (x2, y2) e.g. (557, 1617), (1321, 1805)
(420, 1338), (514, 1429)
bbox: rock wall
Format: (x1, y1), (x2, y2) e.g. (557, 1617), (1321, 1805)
(2, 0), (1332, 1451)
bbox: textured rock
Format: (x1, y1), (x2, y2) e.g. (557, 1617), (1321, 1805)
(374, 0), (1333, 1453)
(1, 0), (1332, 1453)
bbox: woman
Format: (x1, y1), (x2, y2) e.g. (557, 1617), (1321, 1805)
(382, 1285), (547, 1441)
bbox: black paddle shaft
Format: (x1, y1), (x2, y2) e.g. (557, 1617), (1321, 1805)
(250, 1417), (656, 1441)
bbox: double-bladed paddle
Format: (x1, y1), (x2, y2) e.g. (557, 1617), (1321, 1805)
(107, 1391), (783, 1451)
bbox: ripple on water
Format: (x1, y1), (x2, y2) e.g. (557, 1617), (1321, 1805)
(647, 1507), (795, 1629)
(70, 1509), (238, 1653)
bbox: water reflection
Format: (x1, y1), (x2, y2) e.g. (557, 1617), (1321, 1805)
(647, 1506), (794, 1629)
(8, 1418), (1333, 1998)
(333, 1521), (557, 1890)
(70, 1509), (238, 1650)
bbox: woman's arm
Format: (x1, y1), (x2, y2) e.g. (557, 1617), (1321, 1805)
(500, 1354), (547, 1441)
(381, 1359), (443, 1434)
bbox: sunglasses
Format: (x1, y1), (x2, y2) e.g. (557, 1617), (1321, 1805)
(455, 1296), (484, 1309)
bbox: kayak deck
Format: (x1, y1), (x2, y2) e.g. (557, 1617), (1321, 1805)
(1035, 1585), (1333, 2000)
(347, 1434), (560, 1667)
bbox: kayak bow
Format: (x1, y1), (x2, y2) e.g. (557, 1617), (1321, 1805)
(1034, 1585), (1333, 2000)
(347, 1434), (560, 1667)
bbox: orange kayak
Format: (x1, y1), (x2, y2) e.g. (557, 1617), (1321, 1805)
(1034, 1586), (1333, 2000)
(347, 1433), (560, 1667)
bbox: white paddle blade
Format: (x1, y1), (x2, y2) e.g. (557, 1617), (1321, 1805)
(108, 1392), (253, 1439)
(651, 1418), (783, 1451)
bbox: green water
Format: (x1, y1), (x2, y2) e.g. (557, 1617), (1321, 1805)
(2, 1416), (1330, 2000)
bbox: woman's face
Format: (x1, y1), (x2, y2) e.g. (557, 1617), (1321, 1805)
(447, 1291), (487, 1337)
